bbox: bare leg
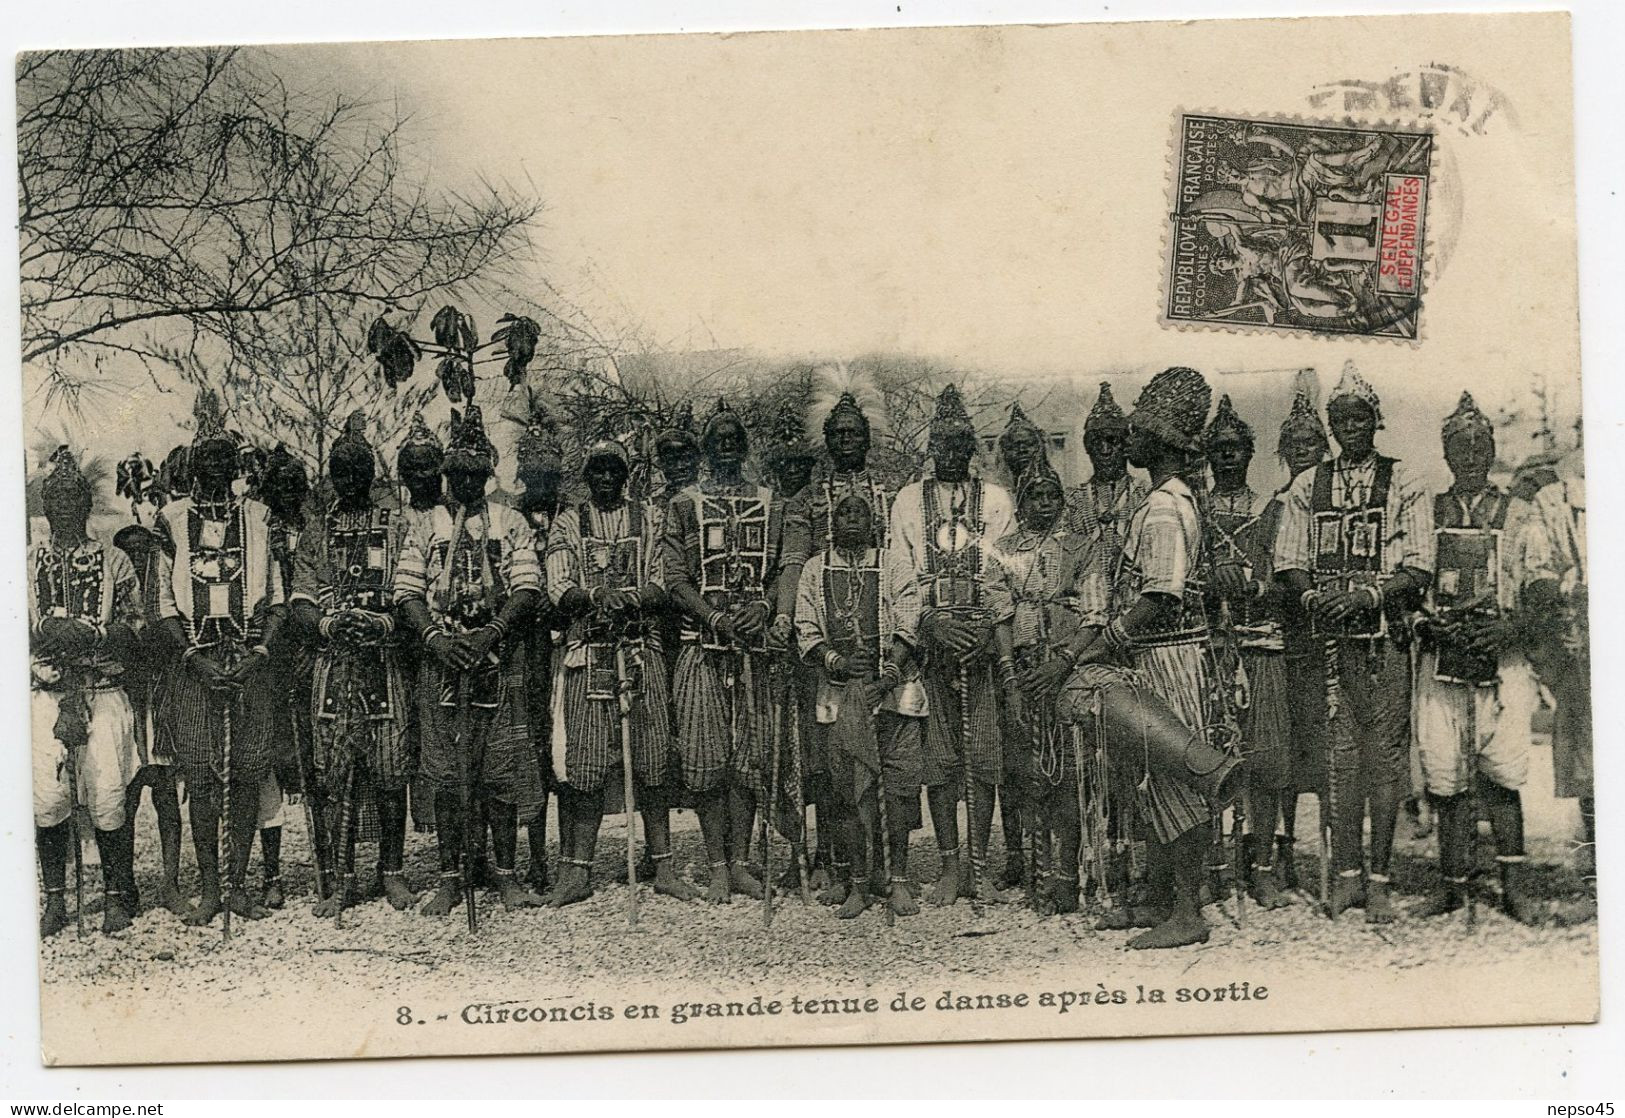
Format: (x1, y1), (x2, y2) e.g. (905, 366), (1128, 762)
(926, 782), (962, 906)
(696, 786), (732, 904)
(37, 822), (70, 938)
(1129, 825), (1212, 949)
(183, 784), (223, 926)
(642, 787), (700, 900)
(227, 779), (269, 920)
(969, 777), (1000, 902)
(419, 788), (463, 916)
(376, 788), (415, 909)
(526, 792), (551, 895)
(93, 826), (133, 934)
(726, 783), (762, 899)
(549, 789), (599, 907)
(260, 825), (284, 909)
(1247, 788), (1291, 908)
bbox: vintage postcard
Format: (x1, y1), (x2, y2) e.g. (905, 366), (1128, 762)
(17, 11), (1594, 1067)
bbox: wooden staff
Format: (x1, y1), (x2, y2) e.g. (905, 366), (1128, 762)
(1464, 692), (1479, 932)
(220, 698), (234, 943)
(454, 672), (479, 932)
(959, 659), (984, 917)
(1319, 625), (1341, 919)
(760, 655), (777, 929)
(62, 718), (85, 939)
(616, 645), (640, 929)
(786, 684), (813, 906)
(333, 763), (358, 930)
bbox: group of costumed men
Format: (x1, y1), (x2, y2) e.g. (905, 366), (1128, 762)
(30, 360), (1594, 949)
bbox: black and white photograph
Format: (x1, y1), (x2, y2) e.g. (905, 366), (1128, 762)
(10, 6), (1606, 1078)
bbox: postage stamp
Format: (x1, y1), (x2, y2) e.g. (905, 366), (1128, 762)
(1164, 114), (1433, 340)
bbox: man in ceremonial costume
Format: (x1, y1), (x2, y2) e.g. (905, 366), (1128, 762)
(111, 518), (188, 917)
(992, 454), (1108, 915)
(255, 444), (313, 909)
(1413, 392), (1551, 923)
(290, 415), (418, 914)
(794, 492), (925, 918)
(1065, 382), (1148, 564)
(993, 402), (1049, 889)
(1273, 361), (1433, 922)
(30, 448), (145, 936)
(395, 404), (546, 915)
(663, 399), (789, 904)
(396, 412), (448, 835)
(1270, 389), (1333, 891)
(886, 385), (1014, 906)
(1060, 367), (1230, 949)
(647, 405), (702, 662)
(154, 390), (288, 925)
(544, 438), (700, 905)
(779, 366), (896, 897)
(1204, 395), (1295, 909)
(1523, 444), (1593, 908)
(514, 403), (568, 896)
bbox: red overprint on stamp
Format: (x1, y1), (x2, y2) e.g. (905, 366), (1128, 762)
(1379, 173), (1426, 296)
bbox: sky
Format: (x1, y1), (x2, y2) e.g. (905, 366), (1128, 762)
(22, 13), (1584, 498)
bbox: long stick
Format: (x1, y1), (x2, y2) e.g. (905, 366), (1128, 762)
(616, 646), (640, 929)
(221, 700), (234, 943)
(334, 759), (358, 930)
(1234, 787), (1248, 932)
(959, 661), (984, 917)
(1464, 690), (1478, 932)
(63, 726), (84, 939)
(876, 775), (895, 927)
(455, 672), (477, 933)
(1320, 629), (1340, 919)
(762, 656), (778, 929)
(293, 685), (330, 901)
(787, 686), (813, 905)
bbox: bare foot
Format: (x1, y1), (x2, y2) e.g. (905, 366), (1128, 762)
(975, 876), (1002, 905)
(889, 881), (920, 918)
(383, 875), (417, 911)
(1364, 879), (1396, 924)
(499, 874), (547, 909)
(419, 878), (462, 917)
(836, 888), (872, 919)
(228, 890), (270, 920)
(184, 892), (222, 927)
(40, 896), (69, 939)
(544, 867), (591, 908)
(313, 881), (357, 919)
(1248, 867), (1294, 910)
(818, 876), (850, 906)
(1050, 880), (1080, 915)
(262, 879), (286, 910)
(927, 859), (961, 907)
(998, 851), (1026, 890)
(808, 865), (832, 893)
(652, 864), (701, 902)
(155, 881), (190, 918)
(1327, 874), (1364, 920)
(1128, 911), (1210, 949)
(728, 862), (764, 900)
(705, 866), (732, 905)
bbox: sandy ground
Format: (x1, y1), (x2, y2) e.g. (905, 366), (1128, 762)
(38, 735), (1596, 1009)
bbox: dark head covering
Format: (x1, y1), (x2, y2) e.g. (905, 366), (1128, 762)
(657, 401), (699, 453)
(1130, 367), (1212, 453)
(398, 411), (442, 460)
(39, 445), (91, 507)
(702, 397), (744, 449)
(445, 404), (498, 473)
(1277, 387), (1329, 460)
(331, 411), (373, 467)
(928, 384), (976, 452)
(999, 401), (1044, 458)
(823, 391), (869, 441)
(584, 437), (631, 472)
(1085, 381), (1128, 435)
(1202, 394), (1255, 454)
(1441, 390), (1493, 443)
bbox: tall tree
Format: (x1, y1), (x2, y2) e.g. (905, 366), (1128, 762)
(18, 47), (540, 409)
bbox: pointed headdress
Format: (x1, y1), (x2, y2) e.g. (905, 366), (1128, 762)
(1085, 381), (1128, 435)
(807, 362), (882, 444)
(190, 388), (234, 455)
(928, 383), (977, 452)
(39, 444), (91, 506)
(1328, 359), (1383, 428)
(1441, 390), (1493, 443)
(1202, 394), (1255, 454)
(446, 404), (498, 472)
